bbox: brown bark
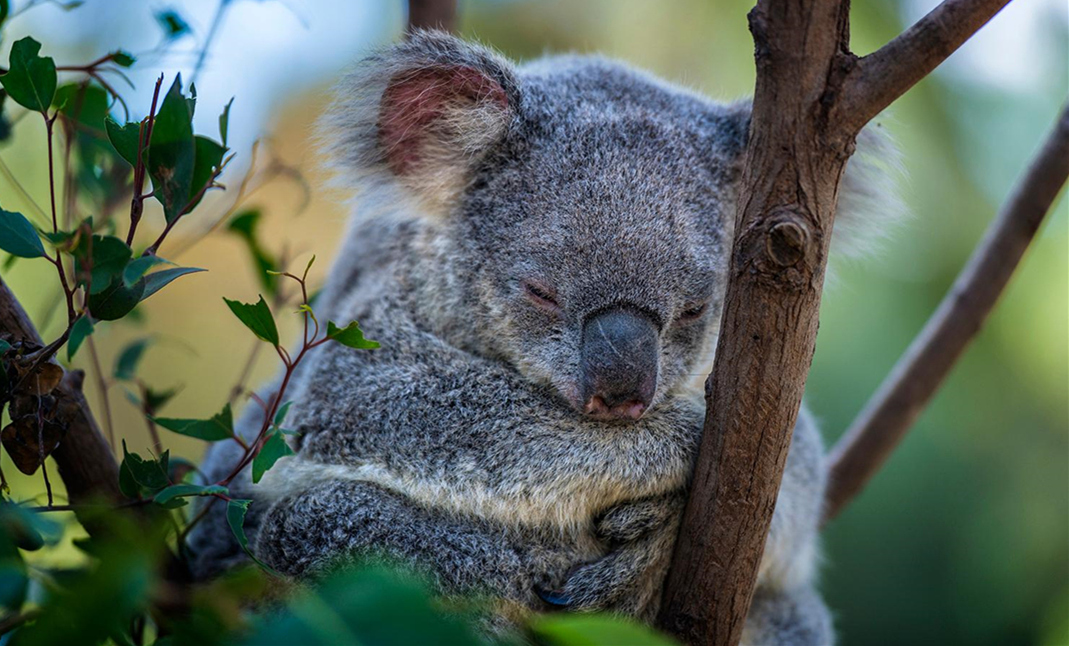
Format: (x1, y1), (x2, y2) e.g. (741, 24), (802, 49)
(407, 0), (457, 33)
(0, 279), (122, 529)
(824, 103), (1069, 523)
(657, 1), (1014, 644)
(838, 0), (1011, 132)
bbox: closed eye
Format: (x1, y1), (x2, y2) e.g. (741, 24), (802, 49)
(522, 279), (561, 313)
(677, 302), (707, 323)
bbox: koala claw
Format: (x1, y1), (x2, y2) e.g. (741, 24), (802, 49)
(534, 585), (572, 610)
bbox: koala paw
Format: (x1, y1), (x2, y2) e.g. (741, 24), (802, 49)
(593, 494), (681, 545)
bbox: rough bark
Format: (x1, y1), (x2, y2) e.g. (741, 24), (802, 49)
(407, 0), (457, 33)
(0, 279), (122, 529)
(824, 103), (1069, 523)
(657, 1), (1015, 644)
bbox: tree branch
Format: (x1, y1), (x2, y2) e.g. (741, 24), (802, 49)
(839, 0), (1011, 131)
(824, 102), (1069, 523)
(657, 1), (855, 644)
(406, 0), (457, 33)
(0, 279), (122, 533)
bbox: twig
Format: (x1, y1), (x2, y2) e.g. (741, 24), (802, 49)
(0, 154), (50, 224)
(87, 335), (116, 451)
(839, 0), (1012, 131)
(0, 608), (42, 636)
(0, 280), (123, 535)
(824, 103), (1069, 522)
(190, 0), (232, 86)
(407, 0), (457, 33)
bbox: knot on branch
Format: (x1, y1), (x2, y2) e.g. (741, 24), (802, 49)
(767, 220), (808, 267)
(739, 208), (820, 291)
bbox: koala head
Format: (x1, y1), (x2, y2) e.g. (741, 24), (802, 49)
(327, 31), (897, 422)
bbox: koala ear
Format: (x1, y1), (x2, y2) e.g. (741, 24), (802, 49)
(710, 101), (903, 258)
(324, 30), (519, 212)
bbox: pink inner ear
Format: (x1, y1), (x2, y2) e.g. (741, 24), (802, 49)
(379, 66), (509, 176)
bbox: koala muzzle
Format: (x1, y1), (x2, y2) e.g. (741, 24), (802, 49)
(579, 307), (659, 421)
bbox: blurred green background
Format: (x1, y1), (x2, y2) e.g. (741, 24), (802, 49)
(1, 1), (1066, 645)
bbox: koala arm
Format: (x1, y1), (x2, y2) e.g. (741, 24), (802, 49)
(254, 479), (545, 604)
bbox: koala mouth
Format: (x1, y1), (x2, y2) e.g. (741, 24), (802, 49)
(576, 307), (660, 422)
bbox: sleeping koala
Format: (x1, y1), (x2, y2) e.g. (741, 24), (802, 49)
(189, 31), (897, 645)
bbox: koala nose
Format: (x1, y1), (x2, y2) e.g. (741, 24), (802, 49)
(579, 307), (659, 421)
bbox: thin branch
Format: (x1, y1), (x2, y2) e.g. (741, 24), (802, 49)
(840, 0), (1011, 131)
(825, 103), (1069, 522)
(407, 0), (457, 33)
(86, 335), (116, 451)
(0, 279), (123, 536)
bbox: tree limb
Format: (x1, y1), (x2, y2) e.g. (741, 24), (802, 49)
(824, 102), (1069, 523)
(657, 1), (855, 644)
(0, 279), (122, 533)
(406, 0), (457, 33)
(839, 0), (1011, 131)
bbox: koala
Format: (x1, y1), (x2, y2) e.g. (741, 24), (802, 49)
(189, 31), (898, 645)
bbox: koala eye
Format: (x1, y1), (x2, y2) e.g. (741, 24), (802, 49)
(676, 302), (708, 324)
(522, 279), (561, 313)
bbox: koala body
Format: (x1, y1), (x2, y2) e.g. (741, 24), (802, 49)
(191, 32), (896, 645)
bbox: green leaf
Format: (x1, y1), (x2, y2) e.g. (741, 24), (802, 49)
(73, 235), (132, 294)
(226, 499), (276, 573)
(148, 75), (195, 223)
(122, 255), (172, 287)
(87, 277), (145, 321)
(187, 135), (226, 211)
(111, 50), (136, 68)
(252, 430), (293, 484)
(67, 315), (95, 361)
(143, 386), (178, 412)
(0, 338), (11, 355)
(0, 0), (9, 32)
(119, 441), (169, 495)
(154, 403), (234, 441)
(219, 97), (233, 146)
(225, 295), (279, 346)
(105, 116), (141, 167)
(274, 401), (293, 427)
(153, 483), (227, 507)
(326, 320), (379, 350)
(226, 209), (278, 295)
(0, 207), (45, 258)
(139, 265), (205, 300)
(187, 82), (197, 119)
(530, 614), (680, 646)
(113, 338), (150, 380)
(53, 83), (108, 128)
(156, 10), (191, 39)
(0, 37), (56, 112)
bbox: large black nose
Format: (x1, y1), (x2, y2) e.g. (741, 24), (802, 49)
(579, 307), (659, 421)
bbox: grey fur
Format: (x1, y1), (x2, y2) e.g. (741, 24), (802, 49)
(190, 31), (898, 645)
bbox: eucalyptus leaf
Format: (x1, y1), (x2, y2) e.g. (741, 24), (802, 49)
(154, 403), (234, 441)
(252, 431), (293, 484)
(148, 75), (195, 223)
(0, 37), (56, 112)
(67, 315), (95, 361)
(105, 116), (141, 167)
(0, 208), (45, 258)
(326, 320), (379, 350)
(225, 295), (279, 346)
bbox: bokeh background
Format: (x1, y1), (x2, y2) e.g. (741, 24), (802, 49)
(1, 1), (1066, 644)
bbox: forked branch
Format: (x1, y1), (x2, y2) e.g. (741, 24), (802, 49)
(825, 103), (1069, 523)
(840, 0), (1012, 131)
(0, 280), (121, 533)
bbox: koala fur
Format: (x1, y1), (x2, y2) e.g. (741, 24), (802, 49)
(189, 31), (898, 645)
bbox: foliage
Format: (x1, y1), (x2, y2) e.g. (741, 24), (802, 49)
(0, 4), (677, 644)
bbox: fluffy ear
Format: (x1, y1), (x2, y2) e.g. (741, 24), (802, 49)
(323, 30), (519, 212)
(712, 103), (904, 258)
